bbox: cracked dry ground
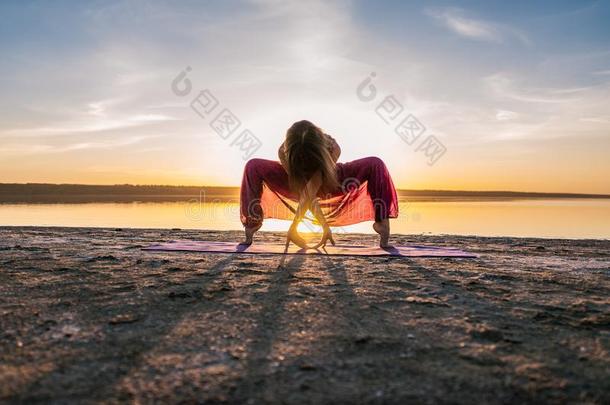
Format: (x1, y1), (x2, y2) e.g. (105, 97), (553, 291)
(0, 227), (609, 404)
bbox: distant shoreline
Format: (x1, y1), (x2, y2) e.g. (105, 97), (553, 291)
(0, 183), (608, 203)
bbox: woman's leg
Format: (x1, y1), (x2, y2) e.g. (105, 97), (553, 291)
(337, 156), (399, 247)
(240, 158), (289, 244)
(372, 219), (391, 248)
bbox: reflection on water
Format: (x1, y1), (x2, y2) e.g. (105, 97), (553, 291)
(0, 199), (609, 239)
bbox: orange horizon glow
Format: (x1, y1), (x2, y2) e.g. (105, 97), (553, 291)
(2, 163), (609, 195)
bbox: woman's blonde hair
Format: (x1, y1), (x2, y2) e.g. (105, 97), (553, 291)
(284, 120), (339, 195)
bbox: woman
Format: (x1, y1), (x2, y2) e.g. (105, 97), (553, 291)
(240, 120), (399, 248)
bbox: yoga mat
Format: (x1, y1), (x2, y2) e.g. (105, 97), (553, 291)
(143, 240), (477, 258)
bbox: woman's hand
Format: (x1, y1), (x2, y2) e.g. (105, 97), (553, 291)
(310, 223), (335, 249)
(284, 173), (334, 252)
(284, 181), (315, 251)
(309, 197), (335, 249)
(286, 222), (310, 250)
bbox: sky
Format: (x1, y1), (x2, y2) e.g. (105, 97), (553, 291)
(1, 0), (609, 193)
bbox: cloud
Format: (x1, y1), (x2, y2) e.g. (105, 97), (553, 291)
(0, 135), (154, 155)
(495, 109), (519, 121)
(579, 117), (609, 123)
(479, 72), (610, 140)
(484, 73), (582, 103)
(1, 97), (178, 137)
(1, 115), (176, 137)
(426, 7), (530, 45)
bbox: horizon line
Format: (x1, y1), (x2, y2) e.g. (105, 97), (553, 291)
(1, 182), (609, 198)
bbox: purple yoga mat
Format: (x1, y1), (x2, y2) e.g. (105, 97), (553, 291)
(143, 240), (477, 258)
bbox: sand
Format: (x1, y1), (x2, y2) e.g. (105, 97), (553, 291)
(1, 226), (609, 404)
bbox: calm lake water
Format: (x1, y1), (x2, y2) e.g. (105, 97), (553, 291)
(1, 199), (609, 239)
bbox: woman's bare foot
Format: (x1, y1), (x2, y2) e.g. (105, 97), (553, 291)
(373, 219), (391, 248)
(242, 223), (262, 245)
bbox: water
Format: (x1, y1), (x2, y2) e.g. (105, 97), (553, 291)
(1, 199), (609, 239)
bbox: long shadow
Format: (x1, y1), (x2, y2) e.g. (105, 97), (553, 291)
(387, 257), (538, 340)
(320, 255), (393, 336)
(234, 254), (305, 399)
(14, 244), (600, 403)
(403, 257), (522, 318)
(310, 251), (607, 403)
(14, 252), (240, 402)
(394, 257), (594, 400)
(312, 255), (532, 400)
(314, 254), (546, 401)
(400, 255), (596, 335)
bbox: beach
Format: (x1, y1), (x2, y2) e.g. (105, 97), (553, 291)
(1, 226), (609, 403)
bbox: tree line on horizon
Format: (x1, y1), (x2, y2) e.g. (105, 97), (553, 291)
(0, 183), (607, 201)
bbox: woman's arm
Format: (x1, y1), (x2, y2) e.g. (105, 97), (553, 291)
(290, 172), (322, 224)
(286, 189), (313, 249)
(288, 172), (335, 249)
(286, 172), (325, 249)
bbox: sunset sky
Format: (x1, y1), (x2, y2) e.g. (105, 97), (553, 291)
(1, 0), (609, 193)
